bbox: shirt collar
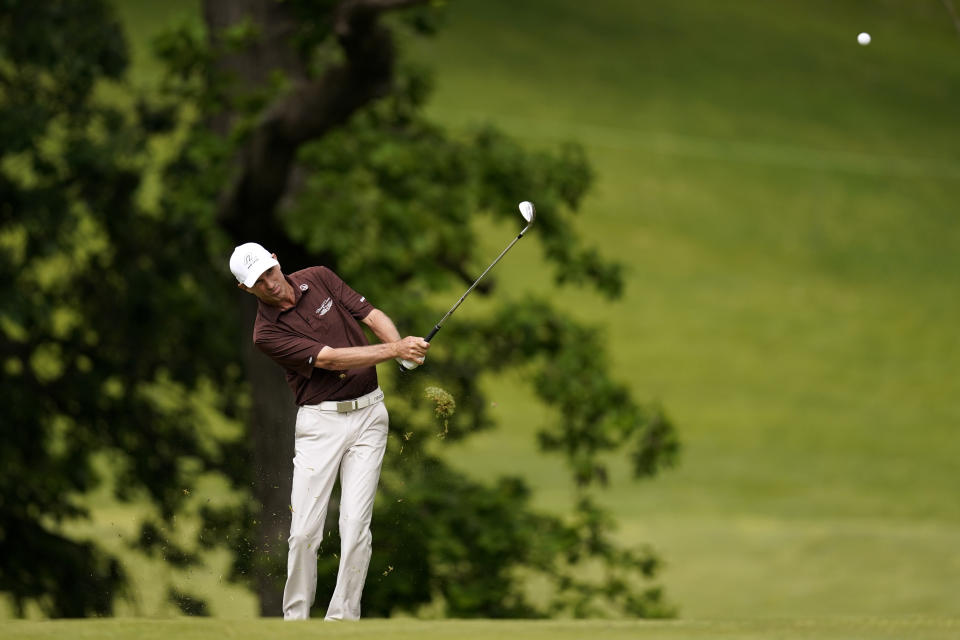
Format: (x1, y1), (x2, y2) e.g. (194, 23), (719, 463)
(257, 274), (304, 323)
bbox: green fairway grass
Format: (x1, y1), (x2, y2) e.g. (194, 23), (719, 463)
(3, 617), (960, 640)
(403, 0), (960, 620)
(13, 0), (954, 622)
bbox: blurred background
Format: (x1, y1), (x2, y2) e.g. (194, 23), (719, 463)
(410, 0), (960, 618)
(0, 0), (960, 618)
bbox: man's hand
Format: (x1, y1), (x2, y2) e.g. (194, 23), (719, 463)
(395, 336), (430, 365)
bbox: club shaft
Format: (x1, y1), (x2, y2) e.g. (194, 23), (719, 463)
(427, 226), (530, 340)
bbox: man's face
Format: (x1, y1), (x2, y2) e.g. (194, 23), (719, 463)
(239, 260), (288, 306)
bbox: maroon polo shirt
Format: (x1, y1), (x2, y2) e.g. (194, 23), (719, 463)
(253, 266), (378, 406)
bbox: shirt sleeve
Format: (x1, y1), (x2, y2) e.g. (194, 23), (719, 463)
(253, 323), (323, 379)
(318, 267), (375, 320)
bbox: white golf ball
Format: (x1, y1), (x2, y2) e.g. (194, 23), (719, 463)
(857, 32), (871, 46)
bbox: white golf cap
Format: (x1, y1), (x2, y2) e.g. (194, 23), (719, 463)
(230, 242), (279, 287)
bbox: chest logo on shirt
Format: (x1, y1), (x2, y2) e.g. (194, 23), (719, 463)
(316, 297), (333, 316)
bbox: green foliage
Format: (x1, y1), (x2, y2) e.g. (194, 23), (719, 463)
(167, 587), (210, 617)
(133, 521), (202, 569)
(286, 90), (622, 302)
(1, 0), (679, 619)
(0, 0), (242, 618)
(457, 298), (680, 486)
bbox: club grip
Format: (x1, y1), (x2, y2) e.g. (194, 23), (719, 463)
(398, 326), (440, 373)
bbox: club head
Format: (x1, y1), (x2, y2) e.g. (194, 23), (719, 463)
(519, 201), (536, 224)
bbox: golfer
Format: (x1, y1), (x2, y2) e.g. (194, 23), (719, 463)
(230, 242), (429, 620)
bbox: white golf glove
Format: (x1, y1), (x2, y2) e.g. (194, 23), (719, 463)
(396, 356), (423, 371)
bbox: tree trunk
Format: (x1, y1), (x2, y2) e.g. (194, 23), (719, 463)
(240, 296), (296, 616)
(203, 0), (425, 613)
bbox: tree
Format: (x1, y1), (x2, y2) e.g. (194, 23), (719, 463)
(0, 0), (680, 618)
(0, 0), (242, 616)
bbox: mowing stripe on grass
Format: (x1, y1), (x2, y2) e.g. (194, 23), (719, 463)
(433, 110), (960, 180)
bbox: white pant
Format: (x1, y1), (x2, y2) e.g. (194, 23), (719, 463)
(282, 391), (388, 621)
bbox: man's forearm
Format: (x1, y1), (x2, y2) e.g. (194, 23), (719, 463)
(316, 310), (429, 370)
(363, 308), (402, 344)
(313, 342), (399, 370)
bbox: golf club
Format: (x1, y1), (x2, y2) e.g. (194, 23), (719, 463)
(399, 201), (537, 371)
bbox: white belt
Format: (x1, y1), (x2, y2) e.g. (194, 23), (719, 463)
(310, 387), (384, 413)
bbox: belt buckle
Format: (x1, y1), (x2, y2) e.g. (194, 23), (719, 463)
(336, 400), (356, 413)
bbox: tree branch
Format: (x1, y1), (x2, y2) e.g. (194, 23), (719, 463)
(941, 0), (960, 38)
(335, 0), (427, 39)
(210, 0), (428, 246)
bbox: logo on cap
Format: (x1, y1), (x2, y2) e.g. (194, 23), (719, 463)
(244, 253), (255, 268)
